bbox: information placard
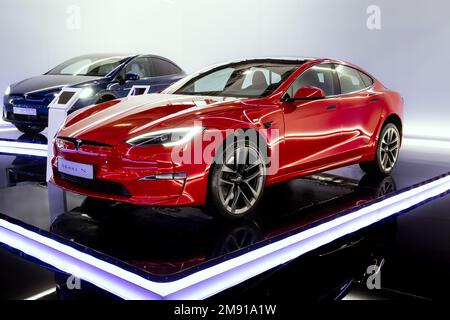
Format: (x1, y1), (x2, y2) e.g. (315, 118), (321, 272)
(46, 87), (82, 182)
(127, 85), (151, 97)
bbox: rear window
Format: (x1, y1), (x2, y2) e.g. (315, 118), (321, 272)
(336, 65), (370, 94)
(152, 58), (182, 76)
(359, 71), (374, 87)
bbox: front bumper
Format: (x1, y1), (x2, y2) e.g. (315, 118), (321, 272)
(51, 141), (210, 206)
(3, 94), (50, 126)
(3, 93), (95, 126)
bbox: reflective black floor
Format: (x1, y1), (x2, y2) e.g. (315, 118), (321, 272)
(0, 134), (450, 300)
(0, 122), (48, 143)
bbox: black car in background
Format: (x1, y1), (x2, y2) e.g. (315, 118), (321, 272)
(2, 53), (185, 133)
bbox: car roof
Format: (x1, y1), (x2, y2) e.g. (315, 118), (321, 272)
(70, 53), (181, 60)
(214, 57), (370, 75)
(218, 57), (310, 65)
(71, 53), (136, 60)
(204, 57), (352, 69)
(69, 53), (183, 64)
(229, 56), (334, 63)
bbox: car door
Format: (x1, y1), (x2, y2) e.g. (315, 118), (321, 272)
(112, 57), (154, 98)
(282, 64), (345, 174)
(334, 64), (383, 160)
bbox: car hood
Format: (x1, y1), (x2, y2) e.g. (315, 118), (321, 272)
(10, 74), (102, 95)
(59, 94), (242, 145)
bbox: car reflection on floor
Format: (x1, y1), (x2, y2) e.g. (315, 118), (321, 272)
(216, 218), (396, 301)
(5, 134), (47, 186)
(7, 156), (46, 186)
(16, 133), (48, 145)
(50, 172), (398, 300)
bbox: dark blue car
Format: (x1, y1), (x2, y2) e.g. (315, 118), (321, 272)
(3, 53), (186, 133)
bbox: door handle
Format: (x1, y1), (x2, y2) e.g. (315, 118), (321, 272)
(327, 105), (337, 110)
(370, 98), (379, 102)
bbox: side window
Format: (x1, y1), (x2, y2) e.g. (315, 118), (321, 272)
(287, 64), (336, 97)
(151, 58), (181, 76)
(335, 65), (367, 94)
(123, 58), (152, 78)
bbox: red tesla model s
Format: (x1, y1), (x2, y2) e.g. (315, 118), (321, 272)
(52, 58), (403, 219)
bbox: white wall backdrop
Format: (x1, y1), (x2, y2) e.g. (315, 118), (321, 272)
(0, 0), (449, 138)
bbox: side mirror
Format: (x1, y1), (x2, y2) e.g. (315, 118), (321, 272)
(288, 86), (326, 101)
(124, 72), (140, 82)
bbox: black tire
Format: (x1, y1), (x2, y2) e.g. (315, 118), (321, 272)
(360, 123), (401, 176)
(15, 124), (45, 134)
(206, 136), (267, 220)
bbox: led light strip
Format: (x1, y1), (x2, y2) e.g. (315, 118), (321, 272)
(0, 223), (161, 300)
(25, 287), (57, 300)
(0, 140), (47, 157)
(164, 174), (450, 299)
(0, 128), (17, 132)
(403, 137), (450, 151)
(0, 174), (449, 300)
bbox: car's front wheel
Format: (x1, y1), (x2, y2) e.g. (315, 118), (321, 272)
(360, 123), (401, 175)
(15, 124), (46, 134)
(207, 138), (266, 220)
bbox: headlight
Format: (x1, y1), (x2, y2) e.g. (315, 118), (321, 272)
(79, 87), (94, 99)
(55, 138), (65, 150)
(4, 86), (11, 96)
(127, 126), (205, 147)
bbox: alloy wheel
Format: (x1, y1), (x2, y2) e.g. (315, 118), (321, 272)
(217, 145), (265, 216)
(378, 126), (400, 172)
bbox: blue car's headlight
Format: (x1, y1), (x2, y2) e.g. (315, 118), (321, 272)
(4, 86), (11, 96)
(127, 126), (205, 147)
(79, 87), (95, 99)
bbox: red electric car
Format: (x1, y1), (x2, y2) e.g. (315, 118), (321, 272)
(52, 58), (403, 219)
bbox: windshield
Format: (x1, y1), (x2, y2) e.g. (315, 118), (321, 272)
(173, 62), (300, 98)
(47, 55), (128, 77)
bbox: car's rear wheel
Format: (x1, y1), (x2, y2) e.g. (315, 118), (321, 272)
(360, 123), (401, 175)
(207, 138), (266, 220)
(15, 124), (45, 134)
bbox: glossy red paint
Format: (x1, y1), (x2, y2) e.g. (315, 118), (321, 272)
(52, 58), (403, 207)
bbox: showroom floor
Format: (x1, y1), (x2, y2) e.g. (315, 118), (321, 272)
(1, 122), (450, 300)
